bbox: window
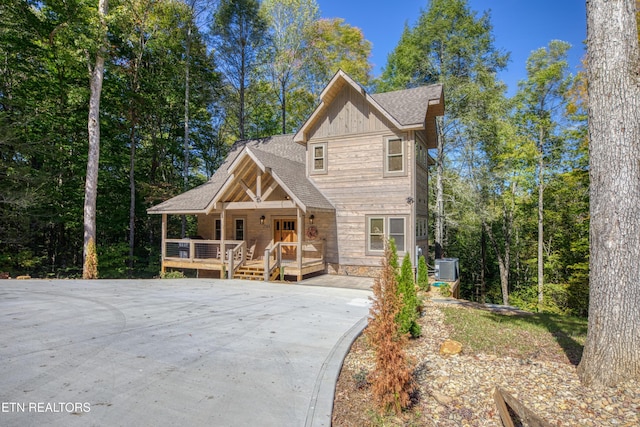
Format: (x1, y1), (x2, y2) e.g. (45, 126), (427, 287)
(235, 218), (245, 241)
(310, 142), (327, 174)
(367, 216), (406, 253)
(385, 137), (405, 176)
(415, 142), (428, 169)
(389, 218), (405, 251)
(369, 218), (385, 251)
(215, 219), (222, 240)
(416, 216), (428, 239)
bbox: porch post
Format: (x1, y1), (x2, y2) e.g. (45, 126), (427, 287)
(264, 249), (270, 282)
(221, 206), (227, 276)
(256, 170), (262, 200)
(161, 214), (167, 275)
(297, 208), (303, 281)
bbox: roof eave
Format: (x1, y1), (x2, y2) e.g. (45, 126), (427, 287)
(147, 208), (207, 215)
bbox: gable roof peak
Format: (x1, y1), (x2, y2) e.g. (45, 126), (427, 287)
(294, 70), (444, 144)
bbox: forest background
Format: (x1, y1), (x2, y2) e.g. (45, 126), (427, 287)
(1, 0), (614, 315)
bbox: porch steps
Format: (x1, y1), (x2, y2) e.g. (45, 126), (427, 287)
(233, 265), (280, 281)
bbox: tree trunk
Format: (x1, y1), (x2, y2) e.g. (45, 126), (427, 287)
(435, 116), (445, 259)
(480, 225), (486, 304)
(485, 221), (510, 306)
(82, 0), (108, 278)
(537, 126), (544, 309)
(128, 117), (136, 278)
(281, 77), (286, 134)
(578, 0), (640, 388)
(239, 24), (246, 141)
(181, 20), (192, 238)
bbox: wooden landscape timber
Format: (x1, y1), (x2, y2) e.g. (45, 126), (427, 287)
(494, 387), (552, 427)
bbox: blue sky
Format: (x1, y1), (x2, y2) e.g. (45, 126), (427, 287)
(318, 0), (586, 95)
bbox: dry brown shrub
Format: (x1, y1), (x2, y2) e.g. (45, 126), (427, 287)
(365, 242), (413, 414)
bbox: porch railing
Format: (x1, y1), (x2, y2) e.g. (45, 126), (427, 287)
(300, 241), (324, 263)
(227, 240), (247, 277)
(262, 240), (325, 281)
(263, 242), (282, 281)
(164, 239), (243, 263)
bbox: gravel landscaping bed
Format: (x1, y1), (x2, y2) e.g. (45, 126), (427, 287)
(332, 294), (640, 426)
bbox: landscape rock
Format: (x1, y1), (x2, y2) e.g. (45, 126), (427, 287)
(439, 339), (463, 356)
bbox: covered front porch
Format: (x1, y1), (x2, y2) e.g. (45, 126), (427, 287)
(149, 138), (336, 281)
(159, 212), (327, 281)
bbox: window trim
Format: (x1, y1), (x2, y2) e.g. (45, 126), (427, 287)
(366, 215), (407, 255)
(384, 136), (407, 177)
(310, 142), (328, 175)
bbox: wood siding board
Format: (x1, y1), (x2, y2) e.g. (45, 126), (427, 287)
(308, 128), (414, 267)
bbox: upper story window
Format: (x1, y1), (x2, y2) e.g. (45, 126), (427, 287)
(384, 137), (406, 176)
(416, 142), (429, 169)
(310, 142), (327, 174)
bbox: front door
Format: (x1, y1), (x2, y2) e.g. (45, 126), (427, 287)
(274, 219), (297, 259)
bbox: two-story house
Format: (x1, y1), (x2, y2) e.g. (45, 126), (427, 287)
(148, 71), (444, 281)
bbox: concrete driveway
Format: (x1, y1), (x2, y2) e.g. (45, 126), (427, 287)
(0, 278), (372, 427)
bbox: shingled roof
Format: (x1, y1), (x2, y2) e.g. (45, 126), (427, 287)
(371, 84), (444, 127)
(148, 70), (444, 215)
(147, 134), (333, 214)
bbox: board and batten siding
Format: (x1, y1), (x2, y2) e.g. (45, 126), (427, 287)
(415, 129), (430, 256)
(307, 84), (416, 269)
(308, 84), (395, 139)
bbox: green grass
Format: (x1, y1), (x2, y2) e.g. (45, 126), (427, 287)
(441, 306), (588, 364)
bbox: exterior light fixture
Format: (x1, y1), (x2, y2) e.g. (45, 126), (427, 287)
(309, 214), (315, 224)
(260, 215), (265, 225)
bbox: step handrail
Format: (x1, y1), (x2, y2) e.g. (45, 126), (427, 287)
(263, 242), (282, 282)
(227, 241), (247, 278)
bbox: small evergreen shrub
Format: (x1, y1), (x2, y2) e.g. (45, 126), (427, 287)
(439, 282), (451, 298)
(162, 270), (186, 279)
(397, 253), (421, 338)
(417, 255), (429, 291)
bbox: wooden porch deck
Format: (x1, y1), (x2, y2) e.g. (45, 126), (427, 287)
(161, 239), (326, 281)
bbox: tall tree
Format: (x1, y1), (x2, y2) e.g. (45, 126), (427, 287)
(515, 40), (572, 309)
(379, 0), (508, 260)
(261, 0), (318, 134)
(577, 0), (640, 387)
(211, 0), (268, 140)
(307, 17), (372, 93)
(180, 0), (213, 236)
(83, 0), (109, 278)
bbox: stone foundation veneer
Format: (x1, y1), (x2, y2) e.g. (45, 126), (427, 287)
(327, 263), (381, 278)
